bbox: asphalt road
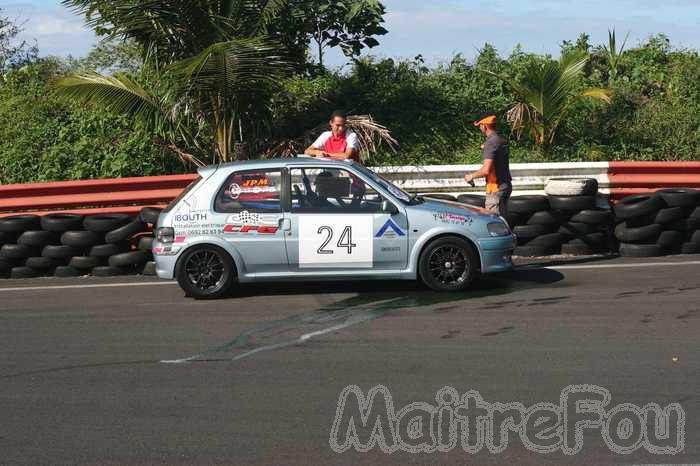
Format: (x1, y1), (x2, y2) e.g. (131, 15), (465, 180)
(1, 256), (699, 465)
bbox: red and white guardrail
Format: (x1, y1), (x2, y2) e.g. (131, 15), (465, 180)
(1, 161), (698, 217)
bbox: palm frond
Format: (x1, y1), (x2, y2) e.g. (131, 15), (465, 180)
(170, 38), (292, 93)
(581, 87), (613, 103)
(55, 72), (162, 122)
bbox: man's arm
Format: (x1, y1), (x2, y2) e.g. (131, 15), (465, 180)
(304, 145), (327, 157)
(465, 159), (494, 183)
(322, 147), (356, 160)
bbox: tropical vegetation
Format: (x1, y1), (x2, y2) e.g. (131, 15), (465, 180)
(1, 3), (699, 184)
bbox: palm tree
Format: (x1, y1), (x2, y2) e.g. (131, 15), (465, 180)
(602, 28), (629, 83)
(56, 0), (292, 165)
(490, 50), (611, 153)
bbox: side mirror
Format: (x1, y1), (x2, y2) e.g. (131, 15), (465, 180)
(382, 200), (399, 215)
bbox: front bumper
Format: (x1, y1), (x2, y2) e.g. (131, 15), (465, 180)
(478, 234), (516, 273)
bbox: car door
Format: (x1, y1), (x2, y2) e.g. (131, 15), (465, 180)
(285, 166), (408, 272)
(210, 168), (289, 274)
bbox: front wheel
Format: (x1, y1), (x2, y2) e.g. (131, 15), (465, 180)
(176, 245), (235, 299)
(419, 237), (479, 292)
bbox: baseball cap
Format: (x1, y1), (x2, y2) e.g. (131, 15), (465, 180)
(474, 115), (497, 126)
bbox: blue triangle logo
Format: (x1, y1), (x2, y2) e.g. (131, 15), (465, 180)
(375, 219), (406, 238)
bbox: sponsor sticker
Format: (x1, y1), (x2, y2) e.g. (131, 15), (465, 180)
(375, 219), (406, 238)
(433, 211), (473, 225)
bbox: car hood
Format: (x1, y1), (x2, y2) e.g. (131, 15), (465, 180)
(411, 198), (497, 222)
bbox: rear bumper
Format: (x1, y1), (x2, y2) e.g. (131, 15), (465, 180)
(478, 235), (516, 273)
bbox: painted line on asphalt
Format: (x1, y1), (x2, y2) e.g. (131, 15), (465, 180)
(0, 260), (699, 293)
(0, 281), (176, 292)
(543, 261), (700, 271)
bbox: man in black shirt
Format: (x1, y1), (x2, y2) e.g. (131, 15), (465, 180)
(464, 115), (513, 216)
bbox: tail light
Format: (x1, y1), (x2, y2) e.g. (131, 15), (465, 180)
(156, 227), (175, 243)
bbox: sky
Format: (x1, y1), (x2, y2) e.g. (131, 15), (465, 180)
(3, 0), (700, 68)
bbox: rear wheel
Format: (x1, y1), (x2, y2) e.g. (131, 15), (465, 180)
(419, 237), (479, 292)
(176, 245), (235, 299)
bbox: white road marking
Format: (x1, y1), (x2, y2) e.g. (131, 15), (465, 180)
(0, 260), (699, 293)
(0, 281), (176, 293)
(544, 261), (700, 271)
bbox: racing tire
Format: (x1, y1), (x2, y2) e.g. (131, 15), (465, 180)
(83, 214), (132, 233)
(548, 195), (597, 212)
(656, 188), (700, 208)
(513, 224), (556, 240)
(690, 207), (700, 219)
(61, 230), (104, 248)
(526, 211), (562, 226)
(0, 231), (13, 246)
(25, 256), (64, 270)
(69, 256), (105, 270)
(1, 243), (39, 260)
(424, 194), (457, 202)
(138, 261), (157, 276)
(0, 215), (41, 233)
(665, 217), (700, 233)
(139, 207), (163, 225)
(619, 243), (663, 258)
(525, 233), (565, 248)
(504, 212), (527, 228)
(614, 194), (664, 220)
(108, 250), (150, 268)
(654, 207), (686, 225)
(559, 222), (598, 237)
(570, 209), (613, 226)
(42, 244), (81, 259)
(41, 214), (84, 232)
(92, 266), (130, 277)
(513, 244), (560, 257)
(105, 219), (147, 243)
(11, 266), (41, 279)
(457, 194), (486, 208)
(53, 266), (85, 278)
(561, 243), (598, 256)
(689, 230), (700, 243)
(176, 245), (236, 299)
(544, 178), (598, 196)
(566, 232), (608, 248)
(88, 243), (129, 258)
(0, 257), (15, 273)
(508, 195), (549, 214)
(614, 223), (662, 243)
(418, 237), (479, 292)
(137, 236), (154, 251)
(17, 230), (58, 247)
(657, 230), (684, 251)
(681, 242), (700, 255)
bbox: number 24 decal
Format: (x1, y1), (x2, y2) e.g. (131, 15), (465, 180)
(317, 226), (357, 255)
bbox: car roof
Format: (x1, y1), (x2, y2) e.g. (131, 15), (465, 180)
(198, 157), (360, 177)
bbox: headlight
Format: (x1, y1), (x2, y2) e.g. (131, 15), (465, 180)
(487, 222), (510, 237)
(156, 227), (175, 243)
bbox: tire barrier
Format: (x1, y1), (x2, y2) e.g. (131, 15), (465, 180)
(0, 207), (161, 279)
(459, 184), (700, 258)
(614, 189), (700, 258)
(458, 179), (616, 257)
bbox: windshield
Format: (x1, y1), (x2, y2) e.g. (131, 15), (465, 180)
(351, 164), (415, 204)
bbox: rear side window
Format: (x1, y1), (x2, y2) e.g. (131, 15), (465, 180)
(163, 176), (202, 213)
(215, 169), (283, 213)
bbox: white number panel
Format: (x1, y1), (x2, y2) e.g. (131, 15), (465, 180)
(298, 215), (374, 268)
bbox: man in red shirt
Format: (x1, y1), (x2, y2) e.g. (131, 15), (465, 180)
(304, 111), (360, 162)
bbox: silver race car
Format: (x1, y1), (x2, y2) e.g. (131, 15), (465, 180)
(153, 158), (515, 299)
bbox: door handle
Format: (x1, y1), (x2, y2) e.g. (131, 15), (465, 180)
(279, 218), (291, 231)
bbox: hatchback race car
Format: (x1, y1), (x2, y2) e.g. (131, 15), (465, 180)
(153, 158), (515, 299)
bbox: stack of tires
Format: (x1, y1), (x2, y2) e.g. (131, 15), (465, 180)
(545, 178), (613, 256)
(504, 179), (613, 257)
(614, 189), (700, 257)
(0, 207), (161, 279)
